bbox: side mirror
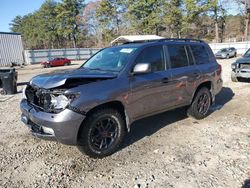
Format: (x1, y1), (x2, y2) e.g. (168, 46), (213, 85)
(132, 63), (151, 75)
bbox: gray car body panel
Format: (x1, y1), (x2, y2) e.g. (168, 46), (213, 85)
(20, 40), (223, 145)
(30, 69), (118, 89)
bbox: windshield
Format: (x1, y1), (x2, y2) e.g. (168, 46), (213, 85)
(219, 48), (229, 53)
(82, 46), (138, 72)
(244, 49), (250, 57)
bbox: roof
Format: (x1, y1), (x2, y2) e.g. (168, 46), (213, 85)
(0, 32), (21, 35)
(110, 35), (164, 45)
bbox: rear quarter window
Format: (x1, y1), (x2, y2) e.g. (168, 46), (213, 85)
(191, 45), (210, 64)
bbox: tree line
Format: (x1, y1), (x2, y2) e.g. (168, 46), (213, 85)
(10, 0), (247, 49)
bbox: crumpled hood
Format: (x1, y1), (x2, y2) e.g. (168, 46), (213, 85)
(235, 56), (250, 64)
(30, 68), (117, 89)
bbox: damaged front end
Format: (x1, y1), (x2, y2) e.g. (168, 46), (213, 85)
(20, 68), (118, 144)
(20, 84), (86, 145)
(24, 84), (79, 114)
(232, 63), (250, 79)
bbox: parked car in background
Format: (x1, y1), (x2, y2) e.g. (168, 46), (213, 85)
(21, 38), (223, 158)
(215, 47), (237, 59)
(231, 48), (250, 82)
(41, 57), (71, 68)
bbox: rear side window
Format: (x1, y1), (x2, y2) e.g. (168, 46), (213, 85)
(135, 45), (165, 72)
(191, 45), (209, 64)
(168, 45), (189, 68)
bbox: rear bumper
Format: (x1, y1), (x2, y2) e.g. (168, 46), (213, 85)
(20, 99), (86, 145)
(213, 76), (223, 96)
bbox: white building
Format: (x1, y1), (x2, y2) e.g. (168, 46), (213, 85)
(0, 32), (24, 66)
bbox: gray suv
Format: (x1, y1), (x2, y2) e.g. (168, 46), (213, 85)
(20, 39), (223, 158)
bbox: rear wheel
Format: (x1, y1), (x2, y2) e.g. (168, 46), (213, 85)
(77, 108), (126, 158)
(64, 62), (71, 66)
(187, 87), (212, 120)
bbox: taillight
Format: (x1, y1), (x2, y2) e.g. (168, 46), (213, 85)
(216, 64), (222, 76)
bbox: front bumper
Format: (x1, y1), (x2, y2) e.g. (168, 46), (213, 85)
(20, 99), (86, 145)
(232, 69), (250, 78)
(215, 55), (226, 59)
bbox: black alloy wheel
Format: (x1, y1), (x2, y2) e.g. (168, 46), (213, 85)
(78, 108), (126, 158)
(187, 87), (212, 120)
(90, 117), (118, 151)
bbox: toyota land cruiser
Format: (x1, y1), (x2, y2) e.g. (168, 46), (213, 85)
(20, 39), (223, 158)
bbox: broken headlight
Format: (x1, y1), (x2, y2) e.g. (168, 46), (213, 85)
(50, 94), (70, 110)
(44, 92), (79, 112)
(22, 85), (27, 99)
(231, 63), (237, 69)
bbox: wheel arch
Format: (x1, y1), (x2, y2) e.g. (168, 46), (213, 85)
(191, 81), (213, 104)
(78, 100), (130, 137)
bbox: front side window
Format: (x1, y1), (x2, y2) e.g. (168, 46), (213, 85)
(83, 47), (138, 72)
(135, 45), (165, 72)
(219, 48), (229, 53)
(191, 45), (209, 64)
(168, 45), (189, 68)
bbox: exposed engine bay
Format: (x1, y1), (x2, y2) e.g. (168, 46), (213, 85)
(25, 84), (77, 113)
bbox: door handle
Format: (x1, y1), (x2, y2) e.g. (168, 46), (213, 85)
(161, 77), (169, 83)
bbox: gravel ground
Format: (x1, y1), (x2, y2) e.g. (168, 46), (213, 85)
(0, 59), (249, 188)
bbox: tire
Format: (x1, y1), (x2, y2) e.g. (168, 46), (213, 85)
(234, 52), (237, 57)
(187, 87), (212, 120)
(77, 108), (126, 158)
(231, 72), (238, 82)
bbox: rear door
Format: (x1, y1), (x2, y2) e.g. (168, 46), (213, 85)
(129, 45), (175, 119)
(166, 44), (202, 106)
(190, 44), (217, 85)
(57, 58), (64, 66)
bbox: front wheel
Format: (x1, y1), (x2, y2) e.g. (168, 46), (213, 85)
(187, 87), (212, 120)
(77, 108), (126, 158)
(45, 63), (51, 68)
(231, 72), (238, 82)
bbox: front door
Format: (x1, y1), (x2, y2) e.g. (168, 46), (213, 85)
(128, 45), (175, 119)
(166, 44), (201, 106)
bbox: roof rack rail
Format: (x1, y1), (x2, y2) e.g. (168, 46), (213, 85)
(158, 38), (204, 43)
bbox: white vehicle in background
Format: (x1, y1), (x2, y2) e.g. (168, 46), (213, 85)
(215, 47), (237, 59)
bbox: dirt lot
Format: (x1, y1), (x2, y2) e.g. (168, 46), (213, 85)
(0, 59), (249, 188)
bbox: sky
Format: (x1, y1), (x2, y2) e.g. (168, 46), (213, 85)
(0, 0), (242, 32)
(0, 0), (48, 32)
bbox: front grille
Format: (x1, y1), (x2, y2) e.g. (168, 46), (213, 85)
(25, 85), (52, 111)
(240, 64), (250, 69)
